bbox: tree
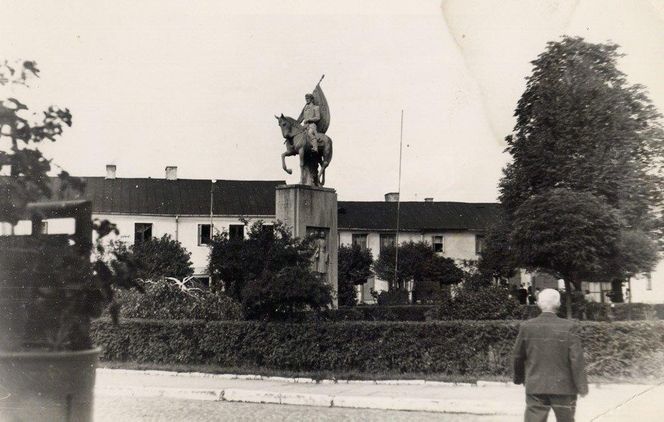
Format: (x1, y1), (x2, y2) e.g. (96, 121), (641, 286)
(477, 213), (518, 283)
(208, 221), (333, 319)
(113, 234), (194, 281)
(374, 241), (464, 293)
(499, 36), (663, 314)
(0, 60), (139, 351)
(510, 189), (622, 305)
(337, 244), (373, 307)
(0, 60), (81, 225)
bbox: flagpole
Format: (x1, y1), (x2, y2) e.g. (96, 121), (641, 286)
(394, 110), (404, 291)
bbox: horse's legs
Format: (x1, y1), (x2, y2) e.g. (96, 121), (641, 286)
(299, 148), (306, 184)
(319, 163), (327, 186)
(281, 151), (293, 175)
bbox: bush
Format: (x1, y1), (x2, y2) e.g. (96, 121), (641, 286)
(92, 319), (664, 378)
(113, 279), (243, 321)
(376, 290), (409, 305)
(611, 303), (656, 321)
(374, 241), (464, 291)
(320, 305), (436, 321)
(337, 244), (373, 307)
(109, 235), (194, 282)
(427, 286), (524, 320)
(208, 221), (332, 319)
(654, 304), (664, 320)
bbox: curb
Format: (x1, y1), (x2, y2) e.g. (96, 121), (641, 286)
(96, 368), (511, 387)
(95, 386), (518, 415)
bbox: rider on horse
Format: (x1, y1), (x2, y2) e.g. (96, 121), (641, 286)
(301, 93), (321, 152)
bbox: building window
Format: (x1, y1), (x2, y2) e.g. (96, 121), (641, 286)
(379, 233), (396, 253)
(352, 233), (368, 251)
(475, 235), (485, 255)
(38, 221), (48, 235)
(198, 224), (211, 245)
(229, 224), (244, 241)
(134, 223), (152, 245)
(432, 235), (444, 253)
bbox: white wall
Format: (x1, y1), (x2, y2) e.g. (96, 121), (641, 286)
(340, 229), (482, 302)
(93, 213), (275, 276)
(629, 259), (664, 304)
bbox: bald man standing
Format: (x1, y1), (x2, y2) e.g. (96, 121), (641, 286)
(512, 288), (588, 422)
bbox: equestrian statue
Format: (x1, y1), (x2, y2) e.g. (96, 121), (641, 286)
(277, 75), (333, 186)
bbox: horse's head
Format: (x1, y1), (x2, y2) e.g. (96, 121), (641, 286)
(275, 114), (300, 139)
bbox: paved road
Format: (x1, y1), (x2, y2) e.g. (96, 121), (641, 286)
(94, 396), (508, 422)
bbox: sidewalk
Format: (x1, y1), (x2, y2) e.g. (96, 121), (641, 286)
(95, 369), (663, 421)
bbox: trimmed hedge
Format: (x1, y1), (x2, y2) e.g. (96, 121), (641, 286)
(321, 306), (436, 321)
(92, 319), (664, 378)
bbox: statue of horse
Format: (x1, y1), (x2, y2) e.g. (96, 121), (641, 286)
(276, 114), (333, 186)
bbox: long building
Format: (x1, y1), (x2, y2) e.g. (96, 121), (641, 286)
(3, 165), (662, 304)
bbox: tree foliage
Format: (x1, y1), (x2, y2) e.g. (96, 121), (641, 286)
(208, 221), (333, 319)
(477, 213), (518, 281)
(0, 60), (139, 351)
(112, 234), (194, 281)
(337, 244), (373, 307)
(374, 241), (464, 291)
(510, 188), (622, 287)
(499, 36), (663, 295)
(0, 60), (78, 224)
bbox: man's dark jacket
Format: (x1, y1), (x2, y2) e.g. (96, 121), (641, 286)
(512, 312), (588, 395)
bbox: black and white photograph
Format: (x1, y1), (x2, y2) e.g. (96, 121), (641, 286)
(1, 1), (663, 421)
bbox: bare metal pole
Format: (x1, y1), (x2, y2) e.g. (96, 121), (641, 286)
(394, 110), (404, 291)
(210, 180), (215, 233)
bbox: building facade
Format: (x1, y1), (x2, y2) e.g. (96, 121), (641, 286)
(5, 167), (662, 304)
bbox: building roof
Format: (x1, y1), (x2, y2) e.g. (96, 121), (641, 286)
(63, 177), (285, 216)
(337, 201), (500, 232)
(43, 176), (500, 230)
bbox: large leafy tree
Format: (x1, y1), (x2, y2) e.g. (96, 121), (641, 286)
(500, 36), (663, 310)
(112, 234), (194, 281)
(337, 244), (373, 306)
(374, 241), (464, 292)
(208, 221), (332, 319)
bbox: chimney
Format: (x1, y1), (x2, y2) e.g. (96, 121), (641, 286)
(384, 192), (399, 202)
(105, 164), (116, 179)
(165, 166), (177, 180)
(424, 197), (434, 203)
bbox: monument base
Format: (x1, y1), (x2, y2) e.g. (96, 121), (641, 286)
(275, 184), (338, 308)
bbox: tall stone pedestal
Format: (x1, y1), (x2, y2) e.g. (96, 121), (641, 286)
(275, 184), (338, 307)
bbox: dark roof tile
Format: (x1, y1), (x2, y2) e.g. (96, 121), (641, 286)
(336, 201), (500, 231)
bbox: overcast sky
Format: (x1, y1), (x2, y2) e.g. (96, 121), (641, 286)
(3, 0), (663, 202)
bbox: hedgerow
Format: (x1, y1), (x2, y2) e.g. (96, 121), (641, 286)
(92, 319), (664, 378)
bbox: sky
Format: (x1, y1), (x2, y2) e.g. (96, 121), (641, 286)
(2, 0), (664, 202)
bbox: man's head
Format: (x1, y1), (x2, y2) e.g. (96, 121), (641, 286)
(537, 288), (561, 313)
(305, 93), (314, 103)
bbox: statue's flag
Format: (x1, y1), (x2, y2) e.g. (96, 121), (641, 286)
(298, 79), (330, 134)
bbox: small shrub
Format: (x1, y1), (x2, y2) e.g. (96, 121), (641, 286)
(611, 303), (656, 321)
(376, 290), (409, 305)
(427, 286), (524, 320)
(113, 279), (243, 321)
(320, 305), (435, 321)
(654, 304), (664, 320)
